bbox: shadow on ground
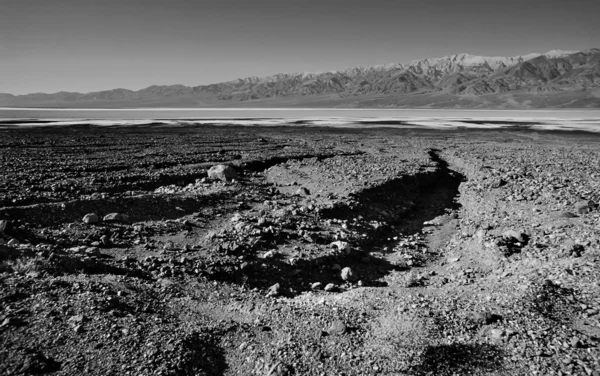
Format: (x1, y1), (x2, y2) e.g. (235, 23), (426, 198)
(0, 190), (238, 228)
(321, 149), (464, 239)
(524, 279), (579, 324)
(174, 330), (228, 376)
(201, 149), (465, 295)
(0, 246), (150, 279)
(204, 248), (404, 295)
(410, 343), (504, 375)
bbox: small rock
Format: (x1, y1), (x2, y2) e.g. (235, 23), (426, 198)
(85, 247), (100, 256)
(311, 282), (322, 290)
(490, 178), (507, 188)
(262, 250), (277, 259)
(100, 235), (111, 246)
(502, 230), (526, 243)
(571, 336), (582, 348)
(330, 241), (351, 253)
(265, 361), (290, 376)
(473, 312), (492, 325)
(472, 311), (501, 325)
(327, 320), (347, 335)
(103, 213), (129, 223)
(489, 328), (504, 340)
(82, 213), (99, 224)
(295, 187), (310, 196)
(324, 283), (337, 292)
(574, 200), (591, 214)
(1, 317), (25, 327)
(341, 267), (358, 282)
(73, 325), (84, 333)
(207, 164), (238, 181)
(0, 220), (9, 233)
(68, 315), (86, 324)
(266, 283), (280, 297)
(7, 239), (19, 247)
(505, 329), (517, 338)
(26, 271), (41, 278)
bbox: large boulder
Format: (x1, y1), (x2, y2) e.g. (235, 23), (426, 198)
(207, 165), (238, 181)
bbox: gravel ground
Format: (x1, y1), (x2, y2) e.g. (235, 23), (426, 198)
(1, 125), (599, 375)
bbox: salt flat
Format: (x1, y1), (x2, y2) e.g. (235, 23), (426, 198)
(1, 108), (600, 133)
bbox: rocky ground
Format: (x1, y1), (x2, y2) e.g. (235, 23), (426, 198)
(1, 124), (599, 376)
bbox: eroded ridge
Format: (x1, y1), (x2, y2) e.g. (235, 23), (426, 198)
(1, 125), (600, 375)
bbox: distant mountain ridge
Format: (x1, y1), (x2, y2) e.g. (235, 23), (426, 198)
(3, 48), (600, 108)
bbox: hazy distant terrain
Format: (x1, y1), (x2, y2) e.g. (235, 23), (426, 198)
(3, 49), (600, 109)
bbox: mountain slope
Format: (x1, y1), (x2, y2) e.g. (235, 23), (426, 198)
(2, 49), (600, 108)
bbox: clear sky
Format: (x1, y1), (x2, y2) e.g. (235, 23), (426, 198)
(2, 0), (599, 94)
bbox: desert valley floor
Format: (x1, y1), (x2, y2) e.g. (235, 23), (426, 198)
(1, 124), (599, 375)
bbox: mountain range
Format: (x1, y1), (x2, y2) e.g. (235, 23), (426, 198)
(3, 48), (600, 109)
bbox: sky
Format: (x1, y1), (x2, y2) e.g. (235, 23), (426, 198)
(2, 0), (599, 94)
